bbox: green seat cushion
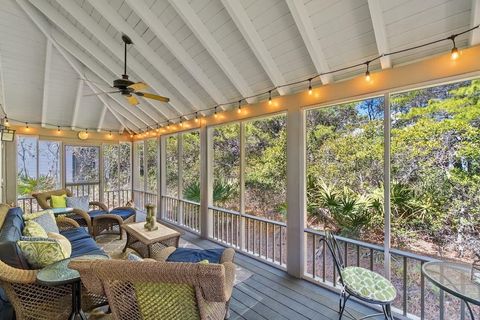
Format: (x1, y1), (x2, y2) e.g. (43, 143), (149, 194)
(134, 282), (199, 320)
(341, 266), (396, 303)
(22, 220), (48, 238)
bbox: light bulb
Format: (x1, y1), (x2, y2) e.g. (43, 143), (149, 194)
(57, 126), (61, 133)
(4, 117), (9, 126)
(195, 113), (199, 122)
(365, 70), (371, 82)
(214, 107), (218, 118)
(308, 79), (312, 95)
(237, 100), (242, 114)
(268, 91), (272, 105)
(451, 47), (459, 60)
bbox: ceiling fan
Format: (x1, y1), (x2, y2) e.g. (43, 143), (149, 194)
(87, 34), (169, 106)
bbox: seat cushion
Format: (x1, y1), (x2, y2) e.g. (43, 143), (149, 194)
(0, 207), (29, 269)
(341, 266), (397, 303)
(109, 208), (136, 220)
(87, 210), (108, 219)
(60, 227), (106, 258)
(166, 248), (224, 264)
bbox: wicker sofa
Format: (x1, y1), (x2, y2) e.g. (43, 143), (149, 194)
(32, 189), (136, 240)
(70, 247), (236, 320)
(0, 206), (108, 320)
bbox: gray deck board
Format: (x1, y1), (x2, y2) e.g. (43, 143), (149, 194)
(180, 232), (379, 320)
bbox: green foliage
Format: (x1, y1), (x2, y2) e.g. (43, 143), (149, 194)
(183, 180), (236, 204)
(17, 175), (57, 197)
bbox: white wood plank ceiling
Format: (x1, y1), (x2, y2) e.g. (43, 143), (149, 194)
(0, 0), (476, 133)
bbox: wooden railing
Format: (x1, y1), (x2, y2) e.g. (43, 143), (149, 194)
(17, 197), (40, 213)
(162, 195), (200, 233)
(66, 182), (100, 201)
(304, 228), (478, 319)
(132, 190), (158, 212)
(104, 189), (132, 209)
(210, 206), (287, 268)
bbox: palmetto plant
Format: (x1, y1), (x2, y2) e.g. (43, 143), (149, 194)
(17, 175), (57, 197)
(183, 179), (235, 204)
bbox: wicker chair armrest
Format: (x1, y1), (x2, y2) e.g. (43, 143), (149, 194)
(91, 213), (124, 225)
(220, 248), (235, 264)
(55, 216), (80, 231)
(0, 261), (38, 284)
(71, 208), (92, 228)
(89, 201), (108, 211)
(69, 260), (105, 296)
(152, 247), (177, 262)
(222, 262), (235, 300)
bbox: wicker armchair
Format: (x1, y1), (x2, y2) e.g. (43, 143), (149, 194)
(0, 217), (107, 320)
(33, 189), (135, 239)
(70, 248), (236, 320)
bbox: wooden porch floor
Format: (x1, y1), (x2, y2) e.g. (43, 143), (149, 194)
(181, 232), (378, 320)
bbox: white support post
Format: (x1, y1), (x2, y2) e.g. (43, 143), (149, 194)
(239, 122), (246, 250)
(99, 144), (105, 204)
(200, 124), (213, 239)
(383, 93), (392, 279)
(159, 136), (167, 220)
(156, 136), (161, 219)
(177, 133), (184, 225)
(286, 106), (306, 278)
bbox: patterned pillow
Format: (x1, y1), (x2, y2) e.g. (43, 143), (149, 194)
(47, 232), (72, 258)
(66, 196), (89, 212)
(22, 220), (48, 238)
(50, 194), (67, 208)
(17, 236), (70, 269)
(24, 210), (59, 234)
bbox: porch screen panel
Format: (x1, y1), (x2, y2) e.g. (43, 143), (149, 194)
(118, 142), (132, 192)
(182, 131), (200, 202)
(305, 97), (385, 282)
(391, 79), (480, 318)
(244, 114), (286, 222)
(145, 139), (158, 193)
(103, 144), (120, 208)
(38, 141), (61, 190)
(65, 145), (100, 200)
(212, 123), (240, 211)
(133, 141), (144, 191)
(16, 136), (37, 199)
(165, 135), (178, 197)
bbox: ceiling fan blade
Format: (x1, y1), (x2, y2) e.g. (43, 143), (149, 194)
(84, 90), (120, 97)
(128, 82), (148, 91)
(126, 95), (139, 106)
(136, 92), (170, 103)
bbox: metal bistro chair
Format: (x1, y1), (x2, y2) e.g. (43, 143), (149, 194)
(320, 231), (396, 320)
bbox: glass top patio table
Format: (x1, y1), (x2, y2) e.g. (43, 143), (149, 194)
(422, 261), (480, 319)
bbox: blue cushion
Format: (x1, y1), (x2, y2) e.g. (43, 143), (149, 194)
(0, 287), (13, 320)
(109, 208), (135, 220)
(87, 209), (108, 219)
(0, 207), (29, 269)
(166, 248), (224, 264)
(60, 228), (107, 258)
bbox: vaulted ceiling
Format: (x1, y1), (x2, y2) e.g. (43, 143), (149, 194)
(0, 0), (478, 134)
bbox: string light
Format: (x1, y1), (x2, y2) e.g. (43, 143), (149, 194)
(130, 133), (133, 138)
(10, 24), (479, 138)
(179, 117), (183, 127)
(109, 130), (112, 137)
(156, 125), (159, 132)
(237, 100), (242, 113)
(365, 62), (371, 82)
(57, 126), (61, 133)
(4, 117), (8, 126)
(450, 35), (459, 60)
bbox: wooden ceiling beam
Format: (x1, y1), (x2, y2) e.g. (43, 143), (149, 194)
(170, 0), (256, 103)
(367, 0), (392, 69)
(126, 0), (228, 106)
(286, 0), (333, 84)
(222, 0), (289, 95)
(70, 78), (83, 130)
(40, 39), (52, 127)
(51, 0), (190, 118)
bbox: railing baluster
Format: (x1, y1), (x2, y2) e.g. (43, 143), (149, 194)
(439, 289), (445, 320)
(369, 248), (374, 271)
(421, 261), (425, 320)
(312, 234), (316, 279)
(403, 256), (408, 316)
(322, 239), (326, 282)
(356, 245), (360, 267)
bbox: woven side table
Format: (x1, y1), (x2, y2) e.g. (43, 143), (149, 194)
(122, 222), (182, 258)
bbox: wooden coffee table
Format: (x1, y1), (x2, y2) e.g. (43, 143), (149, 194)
(122, 222), (182, 258)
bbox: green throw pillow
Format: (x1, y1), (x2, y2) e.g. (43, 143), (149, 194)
(50, 194), (67, 208)
(17, 236), (70, 269)
(23, 220), (48, 238)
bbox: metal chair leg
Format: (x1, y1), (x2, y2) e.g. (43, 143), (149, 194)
(383, 304), (394, 320)
(338, 293), (350, 320)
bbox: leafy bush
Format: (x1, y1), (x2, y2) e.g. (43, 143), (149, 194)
(183, 179), (235, 204)
(17, 175), (57, 197)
